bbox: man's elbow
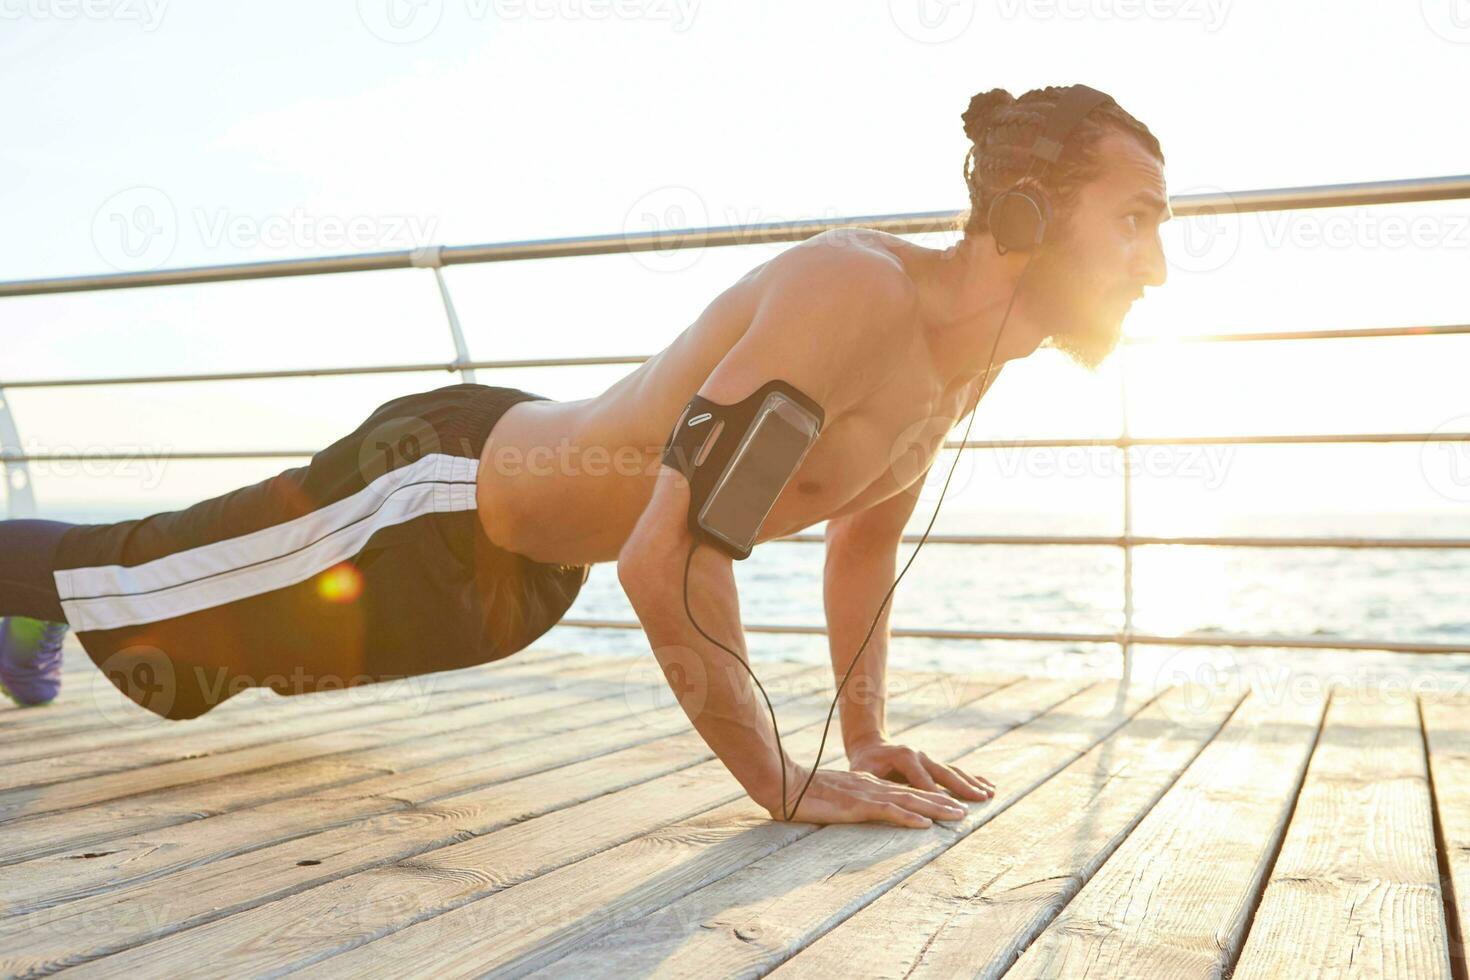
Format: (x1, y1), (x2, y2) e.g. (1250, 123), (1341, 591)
(824, 516), (904, 565)
(617, 533), (687, 614)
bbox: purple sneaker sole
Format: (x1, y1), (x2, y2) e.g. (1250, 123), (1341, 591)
(0, 616), (69, 707)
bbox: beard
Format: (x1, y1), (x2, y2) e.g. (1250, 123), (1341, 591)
(1022, 229), (1126, 372)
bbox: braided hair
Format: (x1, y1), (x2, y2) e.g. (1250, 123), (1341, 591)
(958, 85), (1164, 239)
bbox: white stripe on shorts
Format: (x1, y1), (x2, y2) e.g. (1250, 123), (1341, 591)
(54, 452), (480, 633)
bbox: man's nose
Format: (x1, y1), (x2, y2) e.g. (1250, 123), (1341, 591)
(1136, 227), (1168, 288)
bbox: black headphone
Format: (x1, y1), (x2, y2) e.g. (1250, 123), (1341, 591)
(986, 84), (1115, 254)
(683, 83), (1118, 824)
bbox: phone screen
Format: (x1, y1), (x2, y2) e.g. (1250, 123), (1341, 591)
(699, 407), (813, 550)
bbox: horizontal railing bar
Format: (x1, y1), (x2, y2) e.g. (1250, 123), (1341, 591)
(0, 481), (1459, 552)
(3, 322), (1462, 391)
(779, 532), (1470, 549)
(1167, 173), (1470, 216)
(946, 431), (1470, 449)
(0, 355), (649, 390)
(557, 618), (1470, 655)
(8, 428), (1467, 463)
(3, 451), (313, 461)
(0, 212), (961, 297)
(3, 174), (1466, 298)
(0, 249), (430, 298)
(1125, 323), (1470, 344)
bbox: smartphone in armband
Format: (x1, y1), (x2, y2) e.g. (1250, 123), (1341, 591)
(694, 390), (822, 560)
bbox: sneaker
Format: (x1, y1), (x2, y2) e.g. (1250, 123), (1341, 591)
(0, 616), (69, 707)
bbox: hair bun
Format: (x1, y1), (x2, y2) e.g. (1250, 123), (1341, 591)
(962, 88), (1014, 144)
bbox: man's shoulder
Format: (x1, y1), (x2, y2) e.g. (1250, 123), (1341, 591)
(723, 231), (918, 415)
(770, 228), (917, 310)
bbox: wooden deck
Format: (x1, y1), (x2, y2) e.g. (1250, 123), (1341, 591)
(2, 644), (1468, 978)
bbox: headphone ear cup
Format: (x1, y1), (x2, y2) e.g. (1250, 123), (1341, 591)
(987, 184), (1052, 252)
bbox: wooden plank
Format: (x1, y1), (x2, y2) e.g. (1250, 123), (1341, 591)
(994, 684), (1327, 977)
(1233, 687), (1451, 978)
(502, 677), (1160, 979)
(0, 646), (579, 737)
(0, 661), (836, 915)
(0, 650), (626, 790)
(0, 658), (817, 866)
(769, 681), (1243, 978)
(2, 670), (1020, 974)
(0, 654), (808, 856)
(0, 652), (675, 824)
(185, 676), (1091, 978)
(0, 651), (594, 766)
(1423, 692), (1470, 973)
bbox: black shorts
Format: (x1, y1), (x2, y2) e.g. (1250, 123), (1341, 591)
(53, 383), (591, 720)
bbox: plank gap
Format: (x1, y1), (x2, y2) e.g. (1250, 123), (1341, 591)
(1225, 685), (1335, 977)
(1422, 692), (1470, 980)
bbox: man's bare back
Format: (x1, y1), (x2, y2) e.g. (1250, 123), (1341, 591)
(475, 228), (1001, 566)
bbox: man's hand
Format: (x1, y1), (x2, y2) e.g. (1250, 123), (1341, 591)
(768, 764), (973, 829)
(846, 733), (995, 803)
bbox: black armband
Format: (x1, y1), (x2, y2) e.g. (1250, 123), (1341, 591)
(660, 379), (825, 560)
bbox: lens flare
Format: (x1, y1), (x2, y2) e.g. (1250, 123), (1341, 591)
(317, 562), (364, 604)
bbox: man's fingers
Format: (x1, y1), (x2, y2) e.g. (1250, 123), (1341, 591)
(962, 766), (997, 791)
(929, 760), (994, 800)
(871, 800), (932, 829)
(876, 786), (968, 822)
(896, 755), (944, 794)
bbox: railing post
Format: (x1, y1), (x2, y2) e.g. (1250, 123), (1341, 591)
(0, 385), (38, 518)
(1118, 346), (1136, 673)
(410, 246), (478, 385)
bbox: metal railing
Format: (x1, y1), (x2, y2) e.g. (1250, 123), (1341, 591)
(3, 173), (1469, 660)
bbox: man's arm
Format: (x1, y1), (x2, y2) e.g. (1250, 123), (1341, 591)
(823, 481), (993, 804)
(822, 479), (928, 756)
(618, 240), (968, 828)
(821, 361), (1011, 755)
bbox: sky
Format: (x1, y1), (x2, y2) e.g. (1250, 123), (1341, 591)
(2, 0), (1468, 529)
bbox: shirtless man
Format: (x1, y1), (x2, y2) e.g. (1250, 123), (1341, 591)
(0, 85), (1167, 830)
